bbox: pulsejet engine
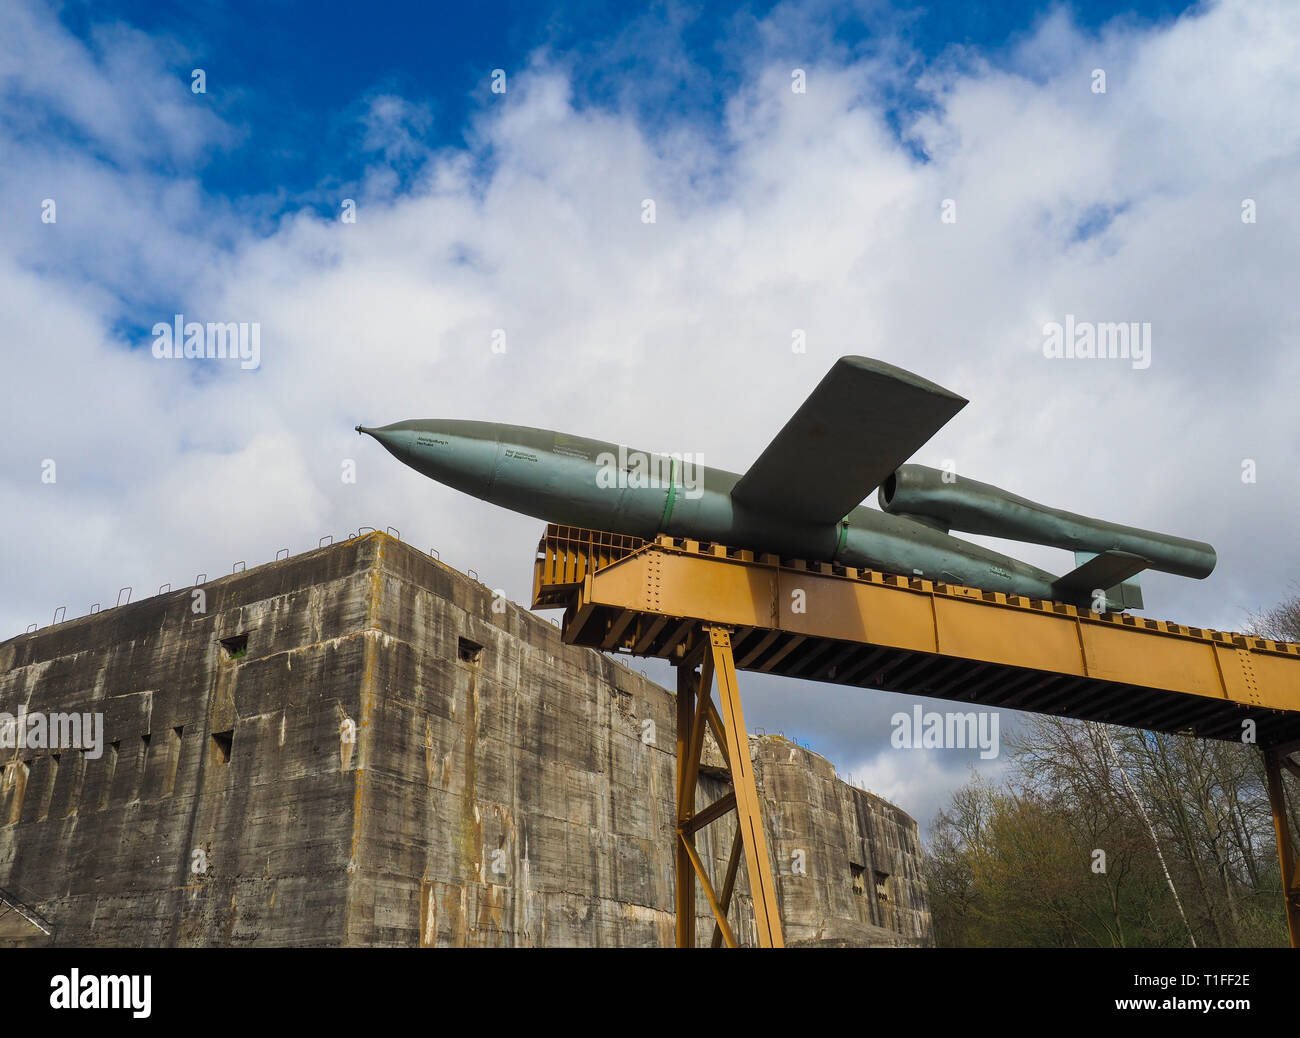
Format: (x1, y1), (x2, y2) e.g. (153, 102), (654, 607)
(878, 464), (1215, 610)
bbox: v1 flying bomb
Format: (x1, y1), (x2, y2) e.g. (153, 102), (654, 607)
(358, 356), (1215, 611)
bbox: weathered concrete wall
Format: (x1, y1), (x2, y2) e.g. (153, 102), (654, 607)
(0, 533), (930, 947)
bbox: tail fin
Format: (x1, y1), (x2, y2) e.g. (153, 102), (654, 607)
(1052, 550), (1146, 611)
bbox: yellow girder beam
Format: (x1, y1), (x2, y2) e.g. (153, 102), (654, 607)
(547, 535), (1300, 724)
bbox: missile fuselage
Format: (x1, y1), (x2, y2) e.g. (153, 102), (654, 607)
(359, 419), (1086, 601)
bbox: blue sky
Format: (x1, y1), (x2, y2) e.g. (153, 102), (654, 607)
(51, 0), (1198, 202)
(4, 0), (1296, 833)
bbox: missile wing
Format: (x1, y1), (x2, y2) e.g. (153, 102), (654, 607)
(730, 356), (968, 525)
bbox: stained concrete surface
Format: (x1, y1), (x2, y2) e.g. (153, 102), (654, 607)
(0, 533), (930, 947)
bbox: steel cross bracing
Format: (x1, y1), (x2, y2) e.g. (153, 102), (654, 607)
(674, 629), (783, 947)
(531, 523), (1300, 948)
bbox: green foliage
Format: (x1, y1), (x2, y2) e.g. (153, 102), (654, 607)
(926, 721), (1292, 946)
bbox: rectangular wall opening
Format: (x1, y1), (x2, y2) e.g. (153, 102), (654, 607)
(211, 730), (234, 765)
(458, 637), (484, 665)
(220, 633), (249, 659)
(850, 862), (866, 897)
(6, 761), (30, 825)
(98, 741), (120, 812)
(66, 749), (87, 818)
(163, 726), (183, 797)
(37, 754), (59, 821)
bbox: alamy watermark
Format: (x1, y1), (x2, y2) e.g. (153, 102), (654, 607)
(1042, 315), (1151, 370)
(890, 706), (1000, 759)
(50, 970), (151, 1018)
(152, 313), (261, 370)
(0, 708), (104, 759)
(595, 445), (705, 499)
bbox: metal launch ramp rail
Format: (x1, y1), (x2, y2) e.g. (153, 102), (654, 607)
(531, 523), (1300, 948)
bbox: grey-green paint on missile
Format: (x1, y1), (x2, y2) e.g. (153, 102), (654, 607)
(357, 356), (1216, 611)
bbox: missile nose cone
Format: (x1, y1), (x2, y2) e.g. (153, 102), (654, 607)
(356, 422), (430, 477)
(357, 419), (500, 499)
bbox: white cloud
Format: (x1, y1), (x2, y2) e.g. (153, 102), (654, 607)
(841, 744), (1011, 837)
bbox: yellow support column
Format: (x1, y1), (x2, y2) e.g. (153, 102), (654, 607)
(675, 661), (697, 948)
(707, 627), (785, 948)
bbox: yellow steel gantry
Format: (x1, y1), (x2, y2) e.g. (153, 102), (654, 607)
(532, 524), (1300, 948)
